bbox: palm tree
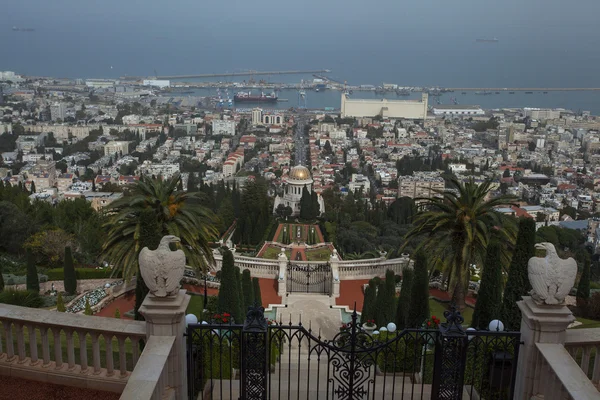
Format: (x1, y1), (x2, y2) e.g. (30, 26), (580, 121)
(403, 177), (516, 310)
(101, 174), (219, 280)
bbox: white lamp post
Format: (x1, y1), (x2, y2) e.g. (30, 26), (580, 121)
(488, 319), (505, 332)
(185, 313), (198, 327)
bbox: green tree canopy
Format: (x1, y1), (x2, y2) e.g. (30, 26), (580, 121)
(403, 177), (516, 310)
(63, 246), (77, 295)
(471, 241), (503, 329)
(102, 174), (218, 279)
(500, 218), (535, 330)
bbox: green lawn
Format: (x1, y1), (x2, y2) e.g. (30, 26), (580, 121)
(574, 316), (600, 329)
(305, 247), (332, 261)
(261, 246), (291, 260)
(187, 295), (204, 321)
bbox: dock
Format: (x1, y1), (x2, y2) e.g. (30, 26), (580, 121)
(447, 88), (600, 92)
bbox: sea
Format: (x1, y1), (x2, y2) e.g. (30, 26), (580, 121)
(3, 0), (600, 113)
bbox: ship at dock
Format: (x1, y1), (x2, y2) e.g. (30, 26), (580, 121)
(234, 91), (278, 103)
(476, 38), (498, 43)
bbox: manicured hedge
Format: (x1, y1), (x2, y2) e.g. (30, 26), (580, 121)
(46, 268), (116, 281)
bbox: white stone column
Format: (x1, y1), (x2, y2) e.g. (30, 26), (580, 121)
(277, 249), (288, 297)
(514, 296), (575, 400)
(330, 250), (340, 298)
(140, 289), (191, 400)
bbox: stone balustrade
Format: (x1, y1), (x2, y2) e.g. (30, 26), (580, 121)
(564, 328), (600, 388)
(0, 303), (146, 393)
(337, 257), (410, 280)
(536, 343), (599, 399)
(119, 336), (176, 400)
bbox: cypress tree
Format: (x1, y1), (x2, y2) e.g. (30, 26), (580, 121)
(26, 248), (40, 292)
(63, 246), (77, 295)
(373, 279), (389, 328)
(382, 269), (397, 325)
(406, 251), (430, 328)
(241, 269), (254, 313)
(300, 185), (312, 220)
(500, 218), (535, 330)
(0, 264), (4, 292)
(252, 277), (262, 307)
(218, 249), (243, 323)
(471, 242), (503, 330)
(56, 292), (66, 312)
(577, 258), (591, 311)
(135, 209), (162, 321)
(311, 191), (320, 219)
(114, 308), (121, 319)
(84, 297), (92, 315)
(360, 278), (378, 324)
(396, 266), (414, 330)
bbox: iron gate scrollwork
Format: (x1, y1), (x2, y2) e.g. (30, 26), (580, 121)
(187, 306), (521, 400)
(287, 261), (331, 294)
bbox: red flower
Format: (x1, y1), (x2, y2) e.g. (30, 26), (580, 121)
(432, 315), (437, 320)
(223, 313), (231, 317)
(222, 318), (228, 323)
(427, 321), (431, 327)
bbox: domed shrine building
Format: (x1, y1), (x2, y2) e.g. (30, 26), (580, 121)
(273, 165), (325, 217)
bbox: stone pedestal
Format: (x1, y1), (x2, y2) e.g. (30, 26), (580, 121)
(514, 296), (575, 400)
(140, 289), (191, 400)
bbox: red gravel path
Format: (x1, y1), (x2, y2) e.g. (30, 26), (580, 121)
(95, 292), (135, 319)
(272, 223), (284, 242)
(335, 282), (477, 312)
(94, 278), (282, 318)
(336, 279), (370, 312)
(0, 377), (120, 400)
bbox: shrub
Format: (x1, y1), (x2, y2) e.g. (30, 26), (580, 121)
(64, 247), (77, 295)
(26, 249), (40, 292)
(84, 297), (93, 315)
(471, 242), (503, 330)
(587, 292), (600, 320)
(46, 268), (113, 281)
(56, 292), (66, 312)
(6, 277), (15, 286)
(0, 289), (44, 308)
(114, 308), (121, 319)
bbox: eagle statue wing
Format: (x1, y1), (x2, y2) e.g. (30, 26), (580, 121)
(555, 257), (578, 302)
(528, 256), (548, 302)
(139, 247), (158, 294)
(164, 248), (186, 295)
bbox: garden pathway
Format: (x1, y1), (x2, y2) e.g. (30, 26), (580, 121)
(281, 294), (341, 339)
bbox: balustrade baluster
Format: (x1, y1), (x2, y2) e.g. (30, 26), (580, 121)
(65, 329), (75, 370)
(90, 332), (101, 374)
(52, 327), (63, 369)
(27, 324), (39, 365)
(593, 345), (600, 385)
(118, 336), (127, 376)
(131, 337), (140, 366)
(14, 323), (26, 362)
(78, 330), (88, 372)
(3, 322), (16, 361)
(581, 346), (592, 375)
(105, 334), (114, 376)
(40, 327), (50, 366)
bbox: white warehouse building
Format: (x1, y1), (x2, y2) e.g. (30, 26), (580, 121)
(341, 93), (428, 120)
(212, 120), (236, 136)
(432, 105), (485, 116)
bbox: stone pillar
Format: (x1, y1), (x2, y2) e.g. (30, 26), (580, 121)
(277, 249), (287, 297)
(330, 250), (340, 298)
(514, 296), (575, 400)
(140, 289), (191, 400)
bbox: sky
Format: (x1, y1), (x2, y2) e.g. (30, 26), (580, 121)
(2, 0), (600, 87)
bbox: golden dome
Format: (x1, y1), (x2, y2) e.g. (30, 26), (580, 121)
(288, 165), (311, 181)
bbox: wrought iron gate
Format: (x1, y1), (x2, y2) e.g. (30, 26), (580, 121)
(187, 306), (521, 400)
(287, 261), (331, 294)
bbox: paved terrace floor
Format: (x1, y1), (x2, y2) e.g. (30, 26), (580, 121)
(0, 376), (120, 400)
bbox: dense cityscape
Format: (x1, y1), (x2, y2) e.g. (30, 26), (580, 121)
(1, 68), (600, 399)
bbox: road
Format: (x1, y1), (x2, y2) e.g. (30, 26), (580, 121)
(294, 119), (307, 166)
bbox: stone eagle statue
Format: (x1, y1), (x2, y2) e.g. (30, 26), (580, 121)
(139, 235), (186, 297)
(528, 242), (577, 305)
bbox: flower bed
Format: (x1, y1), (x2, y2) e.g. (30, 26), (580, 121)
(66, 281), (122, 313)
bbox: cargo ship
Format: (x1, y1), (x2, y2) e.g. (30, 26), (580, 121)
(234, 91), (278, 103)
(476, 38), (498, 43)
